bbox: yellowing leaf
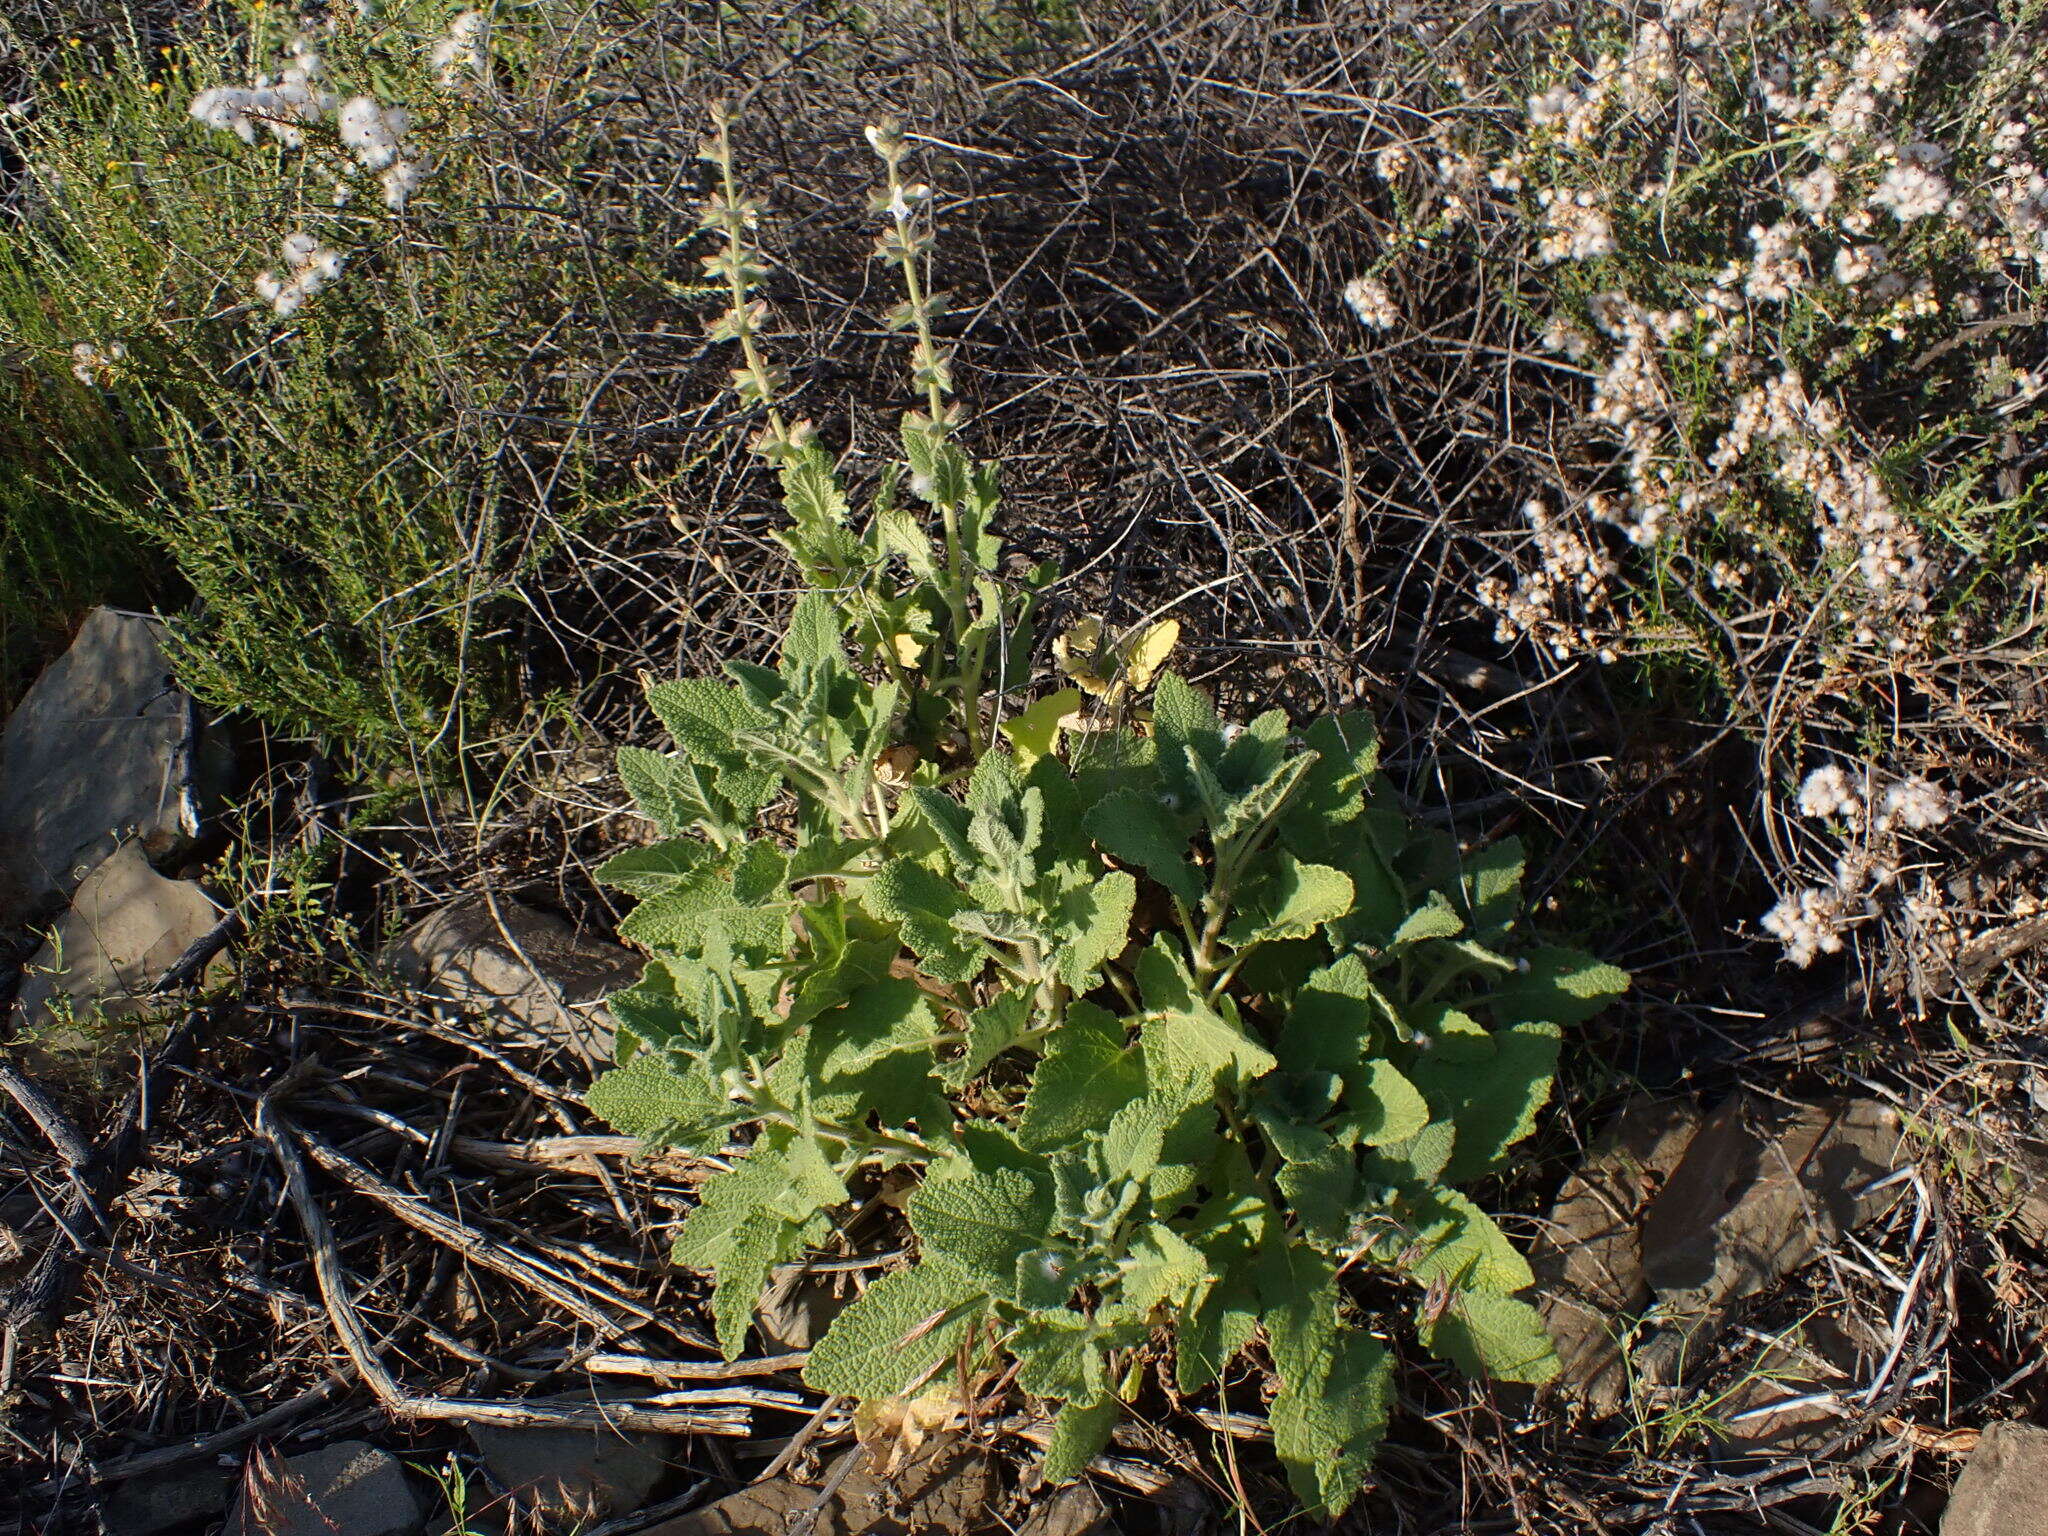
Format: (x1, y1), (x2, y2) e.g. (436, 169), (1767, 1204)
(891, 631), (926, 666)
(1055, 615), (1181, 703)
(1053, 617), (1114, 697)
(1117, 618), (1180, 693)
(853, 1387), (966, 1475)
(1001, 688), (1083, 768)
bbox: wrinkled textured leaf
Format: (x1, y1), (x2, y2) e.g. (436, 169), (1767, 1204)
(1051, 870), (1136, 988)
(909, 1165), (1052, 1300)
(1041, 1397), (1122, 1486)
(1019, 1002), (1144, 1150)
(1420, 1289), (1560, 1384)
(1493, 946), (1631, 1025)
(1084, 788), (1201, 906)
(1225, 855), (1354, 947)
(803, 1260), (988, 1400)
(585, 1053), (736, 1153)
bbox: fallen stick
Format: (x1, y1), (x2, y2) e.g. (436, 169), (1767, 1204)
(526, 1348), (810, 1381)
(289, 1120), (676, 1344)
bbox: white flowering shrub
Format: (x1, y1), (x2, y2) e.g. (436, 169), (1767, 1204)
(1351, 0), (2045, 974)
(0, 0), (677, 749)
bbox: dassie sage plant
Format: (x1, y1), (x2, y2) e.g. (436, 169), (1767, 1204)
(587, 109), (1628, 1515)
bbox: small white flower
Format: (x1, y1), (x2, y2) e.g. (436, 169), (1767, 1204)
(379, 158), (427, 210)
(1342, 276), (1397, 330)
(1761, 886), (1846, 967)
(1879, 776), (1953, 830)
(1788, 166), (1837, 220)
(1868, 163), (1949, 223)
(1796, 764), (1861, 820)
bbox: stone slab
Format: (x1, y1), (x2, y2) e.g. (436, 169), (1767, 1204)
(1943, 1422), (2048, 1536)
(383, 898), (641, 1070)
(227, 1441), (423, 1536)
(0, 608), (204, 928)
(12, 841), (221, 1042)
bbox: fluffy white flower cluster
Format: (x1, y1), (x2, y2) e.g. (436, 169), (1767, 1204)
(1986, 159), (2048, 274)
(1761, 885), (1847, 967)
(1743, 221), (1808, 301)
(1474, 499), (1621, 661)
(1707, 367), (1929, 614)
(69, 340), (127, 385)
(1796, 763), (1861, 820)
(337, 96), (426, 210)
(1868, 161), (1950, 222)
(1341, 276), (1397, 330)
(1879, 776), (1955, 830)
(1524, 0), (1762, 147)
(1777, 10), (1943, 161)
(188, 42), (333, 149)
(254, 233), (346, 316)
(1534, 188), (1615, 263)
(188, 43), (427, 212)
(429, 11), (487, 90)
(1765, 766), (1954, 963)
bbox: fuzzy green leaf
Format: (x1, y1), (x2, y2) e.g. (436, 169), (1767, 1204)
(1414, 1021), (1558, 1182)
(671, 1141), (842, 1359)
(645, 677), (772, 763)
(867, 857), (986, 982)
(802, 1259), (987, 1400)
(1279, 712), (1380, 846)
(585, 1054), (736, 1153)
(593, 839), (717, 898)
(1012, 1312), (1106, 1400)
(1041, 1397), (1122, 1486)
(1391, 892), (1465, 947)
(909, 1165), (1053, 1301)
(1269, 1328), (1390, 1517)
(1115, 1222), (1210, 1318)
(1083, 788), (1201, 906)
(1276, 1142), (1356, 1248)
(1419, 1289), (1560, 1385)
(1020, 1002), (1144, 1150)
(1492, 946), (1631, 1025)
(1225, 854), (1354, 947)
(1459, 836), (1525, 940)
(873, 505), (938, 576)
(617, 746), (739, 842)
(1136, 939), (1277, 1087)
(939, 988), (1034, 1089)
(780, 591), (844, 674)
(1347, 1058), (1431, 1147)
(1050, 870), (1136, 988)
(1402, 1187), (1534, 1293)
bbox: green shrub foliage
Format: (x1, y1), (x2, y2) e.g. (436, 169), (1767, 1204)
(587, 110), (1628, 1517)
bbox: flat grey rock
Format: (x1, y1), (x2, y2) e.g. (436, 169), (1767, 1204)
(12, 841), (222, 1045)
(1944, 1422), (2048, 1536)
(1706, 1311), (1883, 1462)
(1531, 1095), (1702, 1416)
(1630, 1094), (1905, 1389)
(227, 1441), (423, 1536)
(0, 608), (209, 929)
(384, 898), (641, 1070)
(469, 1419), (668, 1520)
(102, 1464), (235, 1536)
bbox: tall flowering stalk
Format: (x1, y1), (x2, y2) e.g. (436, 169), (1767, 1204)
(693, 106), (1033, 761)
(696, 101), (807, 462)
(864, 118), (987, 741)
